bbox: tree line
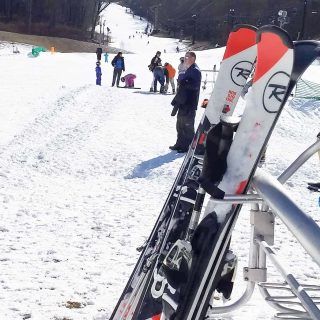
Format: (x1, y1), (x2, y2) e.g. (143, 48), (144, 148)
(0, 0), (114, 40)
(1, 0), (319, 44)
(124, 0), (320, 45)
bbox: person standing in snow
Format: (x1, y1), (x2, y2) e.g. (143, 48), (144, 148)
(170, 51), (201, 153)
(148, 51), (162, 92)
(104, 52), (109, 63)
(96, 47), (103, 61)
(153, 66), (165, 93)
(95, 61), (102, 86)
(111, 52), (125, 87)
(164, 62), (176, 94)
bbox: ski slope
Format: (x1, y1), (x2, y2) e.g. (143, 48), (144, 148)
(0, 3), (319, 320)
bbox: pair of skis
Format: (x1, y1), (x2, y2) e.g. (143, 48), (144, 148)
(110, 25), (319, 320)
(110, 24), (256, 320)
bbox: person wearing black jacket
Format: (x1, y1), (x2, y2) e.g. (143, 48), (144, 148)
(148, 51), (162, 71)
(170, 51), (201, 153)
(148, 51), (162, 92)
(111, 52), (125, 87)
(96, 47), (103, 61)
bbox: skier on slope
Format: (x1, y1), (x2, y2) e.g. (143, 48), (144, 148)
(111, 52), (125, 87)
(170, 51), (201, 153)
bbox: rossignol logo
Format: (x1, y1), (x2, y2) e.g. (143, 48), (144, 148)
(231, 61), (253, 86)
(263, 71), (290, 113)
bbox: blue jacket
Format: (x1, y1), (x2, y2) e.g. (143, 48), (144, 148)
(172, 63), (201, 115)
(111, 56), (125, 71)
(95, 66), (102, 77)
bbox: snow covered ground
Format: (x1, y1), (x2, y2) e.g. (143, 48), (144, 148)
(0, 3), (319, 320)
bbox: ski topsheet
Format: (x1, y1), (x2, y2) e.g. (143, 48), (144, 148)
(110, 24), (257, 320)
(171, 28), (320, 320)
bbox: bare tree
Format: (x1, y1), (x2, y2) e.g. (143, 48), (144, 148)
(90, 0), (113, 40)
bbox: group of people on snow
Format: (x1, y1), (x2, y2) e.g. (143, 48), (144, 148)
(148, 51), (186, 94)
(95, 48), (137, 88)
(148, 50), (202, 153)
(94, 47), (202, 154)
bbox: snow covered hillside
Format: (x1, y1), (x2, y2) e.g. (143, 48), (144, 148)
(0, 3), (319, 320)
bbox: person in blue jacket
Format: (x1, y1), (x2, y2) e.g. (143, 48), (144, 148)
(95, 61), (102, 86)
(111, 52), (125, 87)
(170, 51), (201, 153)
(153, 66), (165, 93)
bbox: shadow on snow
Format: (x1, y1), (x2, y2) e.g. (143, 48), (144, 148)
(125, 151), (184, 179)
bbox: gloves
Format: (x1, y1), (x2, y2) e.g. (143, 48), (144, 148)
(171, 105), (178, 116)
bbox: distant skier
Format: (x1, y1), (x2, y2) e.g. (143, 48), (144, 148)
(95, 61), (102, 86)
(96, 47), (103, 61)
(111, 52), (125, 87)
(121, 73), (137, 88)
(176, 46), (180, 53)
(104, 52), (109, 63)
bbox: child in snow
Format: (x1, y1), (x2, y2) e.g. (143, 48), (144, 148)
(121, 74), (136, 87)
(104, 52), (109, 63)
(164, 62), (176, 94)
(95, 61), (102, 86)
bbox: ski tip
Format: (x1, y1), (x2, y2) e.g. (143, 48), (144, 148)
(232, 24), (257, 33)
(257, 25), (293, 49)
(289, 41), (320, 88)
(223, 24), (257, 60)
(294, 40), (320, 54)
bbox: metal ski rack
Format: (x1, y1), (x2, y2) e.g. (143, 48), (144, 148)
(207, 136), (320, 319)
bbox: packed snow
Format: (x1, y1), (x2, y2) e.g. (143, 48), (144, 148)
(0, 3), (319, 320)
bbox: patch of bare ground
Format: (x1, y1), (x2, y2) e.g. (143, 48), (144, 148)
(0, 30), (127, 53)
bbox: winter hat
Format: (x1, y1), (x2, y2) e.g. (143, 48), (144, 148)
(156, 51), (161, 55)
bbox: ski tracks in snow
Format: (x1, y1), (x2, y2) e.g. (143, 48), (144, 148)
(0, 83), (183, 319)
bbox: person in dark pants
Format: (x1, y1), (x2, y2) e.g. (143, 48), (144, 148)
(153, 66), (165, 93)
(111, 52), (125, 87)
(96, 47), (103, 61)
(148, 51), (162, 92)
(95, 61), (102, 85)
(170, 51), (201, 153)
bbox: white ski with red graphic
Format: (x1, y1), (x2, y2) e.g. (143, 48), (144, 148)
(170, 26), (319, 320)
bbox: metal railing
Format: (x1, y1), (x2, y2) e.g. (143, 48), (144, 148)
(208, 135), (320, 319)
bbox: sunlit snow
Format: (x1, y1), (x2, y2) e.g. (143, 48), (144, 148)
(0, 3), (319, 320)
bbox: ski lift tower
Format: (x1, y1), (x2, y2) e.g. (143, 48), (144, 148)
(278, 10), (290, 29)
